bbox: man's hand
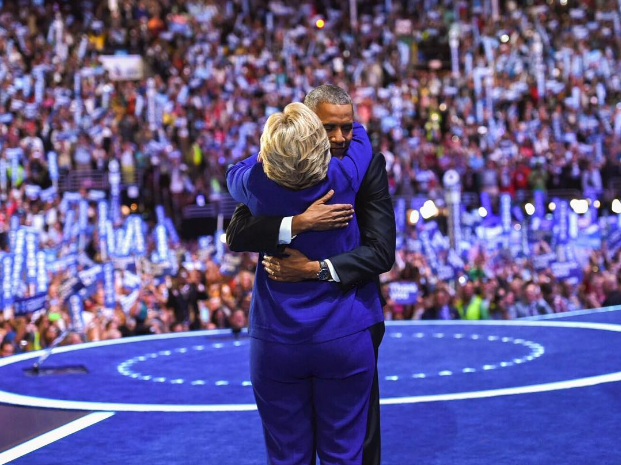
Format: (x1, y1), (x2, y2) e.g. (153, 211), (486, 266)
(291, 190), (354, 235)
(263, 248), (320, 282)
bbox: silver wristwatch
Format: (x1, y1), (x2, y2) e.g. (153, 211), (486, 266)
(317, 260), (331, 281)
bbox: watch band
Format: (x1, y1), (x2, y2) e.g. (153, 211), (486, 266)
(317, 260), (331, 281)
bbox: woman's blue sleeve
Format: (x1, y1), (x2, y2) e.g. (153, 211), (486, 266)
(225, 155), (260, 205)
(338, 122), (373, 191)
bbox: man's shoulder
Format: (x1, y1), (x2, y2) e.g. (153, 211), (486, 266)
(362, 152), (387, 177)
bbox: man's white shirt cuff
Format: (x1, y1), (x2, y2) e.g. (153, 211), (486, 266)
(278, 217), (293, 244)
(325, 259), (341, 282)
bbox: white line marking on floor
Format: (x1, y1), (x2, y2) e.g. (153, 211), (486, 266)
(0, 320), (620, 411)
(0, 412), (114, 464)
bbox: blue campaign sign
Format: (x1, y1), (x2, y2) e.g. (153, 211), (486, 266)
(389, 281), (419, 305)
(550, 261), (583, 285)
(607, 227), (621, 253)
(14, 292), (47, 316)
(575, 225), (602, 249)
(532, 252), (557, 271)
(220, 253), (242, 277)
(437, 265), (456, 281)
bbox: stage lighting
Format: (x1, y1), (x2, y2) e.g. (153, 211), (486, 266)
(612, 199), (621, 214)
(420, 200), (439, 220)
(500, 34), (510, 43)
(408, 209), (420, 225)
(316, 19), (325, 29)
(548, 202), (556, 211)
(525, 203), (535, 216)
(220, 233), (227, 244)
(478, 207), (488, 218)
(569, 199), (588, 214)
(594, 200), (601, 209)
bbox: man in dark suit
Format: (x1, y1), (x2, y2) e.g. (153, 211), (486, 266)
(422, 287), (460, 320)
(226, 85), (395, 465)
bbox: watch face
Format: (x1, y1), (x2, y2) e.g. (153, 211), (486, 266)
(318, 262), (330, 281)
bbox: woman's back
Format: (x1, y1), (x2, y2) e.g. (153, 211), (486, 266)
(227, 119), (383, 343)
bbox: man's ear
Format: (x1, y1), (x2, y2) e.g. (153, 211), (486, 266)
(257, 152), (263, 162)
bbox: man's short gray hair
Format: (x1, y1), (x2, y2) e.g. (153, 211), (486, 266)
(304, 85), (353, 112)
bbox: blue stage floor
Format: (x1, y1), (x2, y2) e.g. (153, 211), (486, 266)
(1, 308), (621, 464)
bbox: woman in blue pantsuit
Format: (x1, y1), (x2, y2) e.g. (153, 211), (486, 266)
(227, 103), (383, 465)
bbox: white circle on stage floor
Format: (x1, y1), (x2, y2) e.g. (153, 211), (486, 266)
(0, 320), (620, 412)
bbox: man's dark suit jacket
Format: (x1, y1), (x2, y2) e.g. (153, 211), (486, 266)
(226, 152), (396, 300)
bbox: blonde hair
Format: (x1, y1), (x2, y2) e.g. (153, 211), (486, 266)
(260, 102), (331, 190)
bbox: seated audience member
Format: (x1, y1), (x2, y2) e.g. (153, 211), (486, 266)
(508, 282), (553, 319)
(422, 287), (459, 320)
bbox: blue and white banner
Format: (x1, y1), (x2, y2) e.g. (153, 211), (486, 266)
(69, 295), (85, 333)
(533, 252), (557, 271)
(132, 216), (146, 255)
(219, 253), (241, 277)
(155, 224), (169, 262)
(437, 265), (457, 281)
(78, 264), (103, 291)
(109, 160), (121, 223)
(607, 227), (621, 253)
(78, 200), (88, 232)
(115, 228), (127, 257)
(120, 289), (140, 314)
(388, 281), (419, 305)
(106, 221), (115, 257)
(57, 274), (79, 302)
(1, 254), (13, 307)
(419, 231), (440, 271)
(214, 229), (224, 264)
(97, 200), (109, 227)
(36, 250), (48, 294)
(500, 194), (512, 234)
(12, 230), (25, 293)
(164, 218), (180, 245)
(14, 292), (47, 316)
(103, 262), (116, 309)
(63, 209), (75, 243)
(123, 271), (141, 291)
(25, 231), (38, 284)
(555, 200), (569, 245)
(550, 260), (583, 285)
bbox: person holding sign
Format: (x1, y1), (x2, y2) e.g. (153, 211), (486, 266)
(226, 85), (395, 465)
(227, 99), (387, 465)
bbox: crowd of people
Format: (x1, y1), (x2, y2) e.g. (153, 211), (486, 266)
(2, 0), (621, 356)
